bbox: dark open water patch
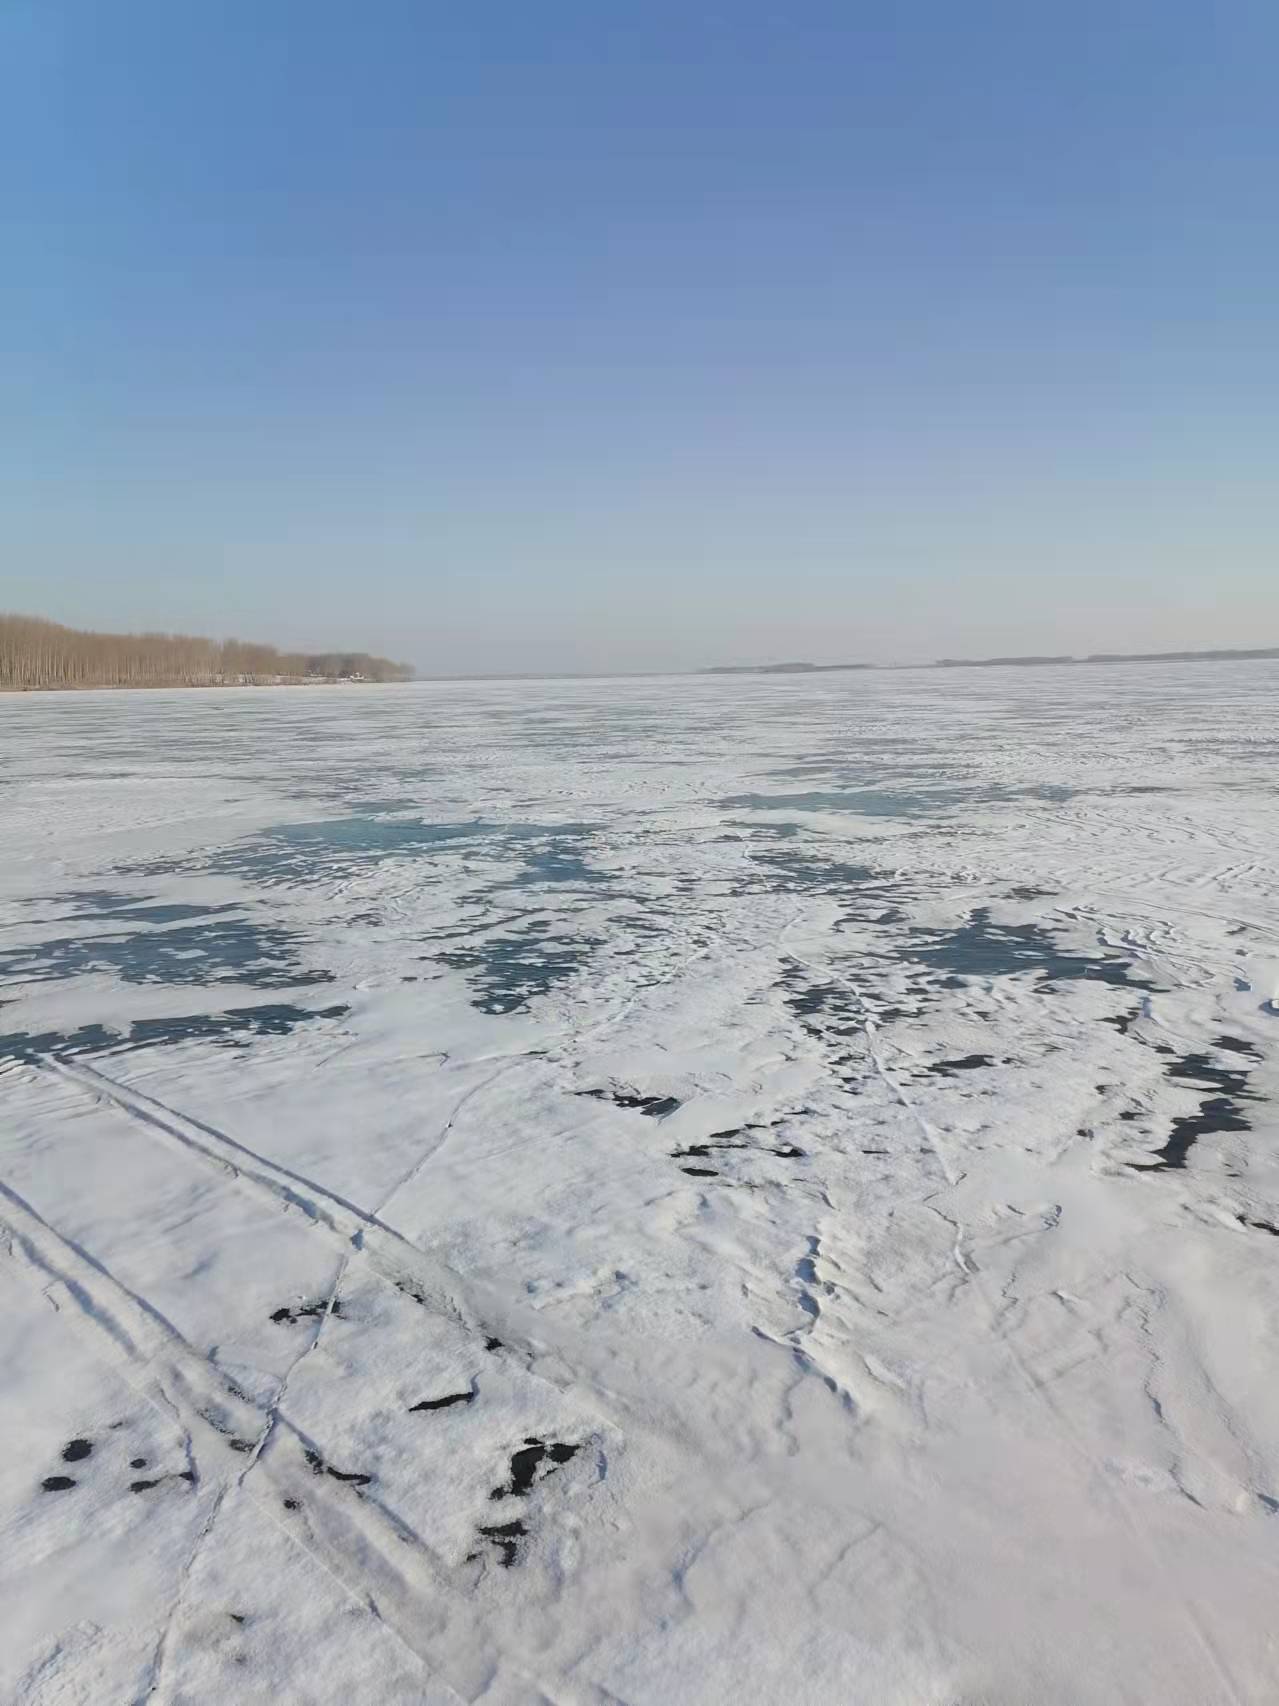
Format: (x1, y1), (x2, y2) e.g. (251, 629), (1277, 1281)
(0, 916), (331, 992)
(436, 918), (600, 1014)
(0, 1002), (349, 1065)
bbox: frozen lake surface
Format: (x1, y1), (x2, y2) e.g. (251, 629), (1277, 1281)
(2, 665), (1279, 1704)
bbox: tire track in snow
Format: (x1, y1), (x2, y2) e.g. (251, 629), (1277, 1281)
(44, 1057), (491, 1342)
(42, 1057), (643, 1431)
(0, 1179), (609, 1705)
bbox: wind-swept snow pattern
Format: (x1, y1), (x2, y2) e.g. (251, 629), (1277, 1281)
(2, 665), (1279, 1704)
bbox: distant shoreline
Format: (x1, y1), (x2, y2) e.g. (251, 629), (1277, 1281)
(701, 646), (1279, 676)
(0, 678), (411, 694)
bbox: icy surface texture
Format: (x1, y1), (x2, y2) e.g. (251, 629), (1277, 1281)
(2, 666), (1279, 1704)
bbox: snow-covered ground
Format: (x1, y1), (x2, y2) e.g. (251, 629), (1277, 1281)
(2, 664), (1278, 1705)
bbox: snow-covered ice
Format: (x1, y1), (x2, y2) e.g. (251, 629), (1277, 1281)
(2, 663), (1279, 1704)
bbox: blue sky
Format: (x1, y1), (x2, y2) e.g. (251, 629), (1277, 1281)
(3, 1), (1276, 672)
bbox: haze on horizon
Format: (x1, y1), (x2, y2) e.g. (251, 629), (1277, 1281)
(3, 3), (1276, 678)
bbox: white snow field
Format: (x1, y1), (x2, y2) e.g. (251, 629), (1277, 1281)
(2, 664), (1278, 1705)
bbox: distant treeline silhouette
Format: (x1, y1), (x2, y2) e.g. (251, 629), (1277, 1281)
(0, 615), (414, 691)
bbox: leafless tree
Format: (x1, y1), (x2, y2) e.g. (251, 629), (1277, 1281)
(0, 615), (413, 690)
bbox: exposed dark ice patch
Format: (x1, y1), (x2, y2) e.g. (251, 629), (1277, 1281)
(41, 1476), (76, 1492)
(1130, 1051), (1257, 1172)
(777, 961), (892, 1054)
(130, 1457), (147, 1469)
(909, 909), (1158, 989)
(437, 918), (600, 1014)
(270, 1299), (342, 1325)
(1164, 1054), (1254, 1097)
(48, 888), (149, 916)
(580, 1088), (682, 1118)
(130, 1471), (195, 1492)
(409, 1387), (476, 1412)
(1135, 1098), (1252, 1171)
(489, 1438), (580, 1500)
(0, 1002), (350, 1064)
(136, 815), (606, 894)
(475, 1519), (527, 1567)
(672, 1135), (748, 1159)
(672, 1124), (806, 1168)
(795, 1237), (822, 1319)
(61, 1439), (92, 1462)
(745, 848), (877, 898)
(0, 917), (332, 991)
(210, 816), (503, 881)
(1217, 1034), (1262, 1059)
(681, 1165), (719, 1177)
(50, 895), (249, 926)
(723, 789), (943, 818)
(503, 838), (609, 887)
(726, 783), (1075, 819)
(926, 1054), (995, 1075)
(304, 1448), (372, 1486)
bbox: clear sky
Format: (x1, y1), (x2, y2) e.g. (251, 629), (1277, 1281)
(3, 2), (1276, 673)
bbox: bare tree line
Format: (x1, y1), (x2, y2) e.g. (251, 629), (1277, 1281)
(0, 615), (414, 691)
